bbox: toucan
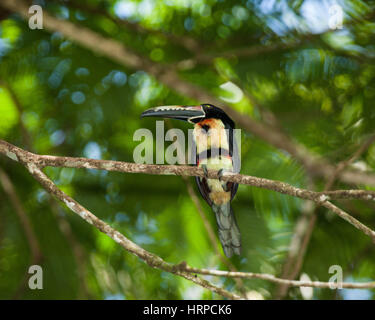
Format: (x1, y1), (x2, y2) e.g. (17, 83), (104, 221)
(141, 104), (241, 258)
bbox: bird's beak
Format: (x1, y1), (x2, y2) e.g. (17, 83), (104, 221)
(141, 105), (205, 123)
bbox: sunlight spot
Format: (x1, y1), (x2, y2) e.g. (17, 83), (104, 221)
(84, 141), (102, 159)
(219, 81), (244, 103)
(50, 130), (66, 146)
(299, 273), (314, 300)
(114, 1), (136, 19)
(71, 91), (86, 104)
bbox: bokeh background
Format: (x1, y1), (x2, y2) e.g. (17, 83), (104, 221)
(0, 0), (375, 300)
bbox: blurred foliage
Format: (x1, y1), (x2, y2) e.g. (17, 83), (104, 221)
(0, 0), (375, 300)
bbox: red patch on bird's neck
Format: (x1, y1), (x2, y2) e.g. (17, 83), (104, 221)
(198, 119), (215, 127)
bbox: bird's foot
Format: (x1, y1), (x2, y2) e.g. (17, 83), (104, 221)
(201, 164), (209, 179)
(218, 169), (229, 191)
(217, 168), (225, 181)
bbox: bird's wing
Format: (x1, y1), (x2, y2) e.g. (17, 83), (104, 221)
(229, 181), (238, 201)
(195, 176), (213, 206)
(226, 123), (239, 200)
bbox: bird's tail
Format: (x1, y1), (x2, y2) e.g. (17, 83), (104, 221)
(212, 203), (241, 258)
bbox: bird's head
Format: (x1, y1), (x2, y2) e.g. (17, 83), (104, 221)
(141, 103), (235, 129)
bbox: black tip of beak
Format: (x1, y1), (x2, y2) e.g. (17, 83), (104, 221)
(140, 109), (157, 118)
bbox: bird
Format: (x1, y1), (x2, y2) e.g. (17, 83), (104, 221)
(141, 103), (241, 258)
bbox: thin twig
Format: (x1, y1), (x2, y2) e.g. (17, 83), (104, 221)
(182, 266), (375, 289)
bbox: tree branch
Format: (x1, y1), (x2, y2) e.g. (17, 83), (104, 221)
(1, 139), (374, 293)
(1, 139), (375, 241)
(25, 161), (240, 299)
(2, 140), (375, 203)
(182, 266), (375, 289)
(177, 10), (375, 69)
(275, 134), (375, 298)
(2, 0), (375, 188)
(2, 0), (374, 298)
(57, 0), (201, 52)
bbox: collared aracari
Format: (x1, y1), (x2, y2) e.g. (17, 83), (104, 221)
(141, 104), (241, 258)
